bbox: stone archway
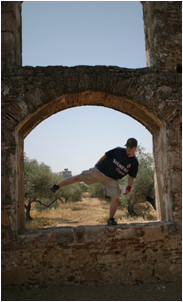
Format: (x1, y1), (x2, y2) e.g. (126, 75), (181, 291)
(17, 92), (160, 229)
(2, 65), (181, 234)
(5, 65), (176, 231)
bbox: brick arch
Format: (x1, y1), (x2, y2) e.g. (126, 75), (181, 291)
(11, 65), (173, 230)
(19, 92), (161, 139)
(15, 66), (163, 138)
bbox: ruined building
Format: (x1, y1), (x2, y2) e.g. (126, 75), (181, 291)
(1, 1), (182, 286)
(61, 169), (72, 179)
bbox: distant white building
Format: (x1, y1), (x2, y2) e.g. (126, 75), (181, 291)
(60, 168), (72, 179)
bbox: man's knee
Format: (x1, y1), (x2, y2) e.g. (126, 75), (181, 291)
(111, 197), (119, 204)
(74, 175), (82, 182)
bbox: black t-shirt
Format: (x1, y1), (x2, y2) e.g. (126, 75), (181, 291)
(96, 147), (138, 180)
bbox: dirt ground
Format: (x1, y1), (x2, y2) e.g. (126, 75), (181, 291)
(1, 280), (182, 301)
(25, 197), (157, 229)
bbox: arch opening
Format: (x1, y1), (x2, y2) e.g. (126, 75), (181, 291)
(15, 92), (169, 231)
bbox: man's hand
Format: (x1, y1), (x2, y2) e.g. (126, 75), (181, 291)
(123, 176), (134, 195)
(123, 186), (131, 195)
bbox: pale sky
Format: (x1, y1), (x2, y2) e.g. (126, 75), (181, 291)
(22, 1), (153, 175)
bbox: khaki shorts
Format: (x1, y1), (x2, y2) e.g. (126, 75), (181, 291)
(79, 166), (121, 199)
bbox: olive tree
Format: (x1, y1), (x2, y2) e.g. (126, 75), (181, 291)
(119, 145), (155, 216)
(24, 155), (61, 220)
(24, 154), (84, 220)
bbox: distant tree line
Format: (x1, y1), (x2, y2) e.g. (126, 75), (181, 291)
(24, 145), (155, 221)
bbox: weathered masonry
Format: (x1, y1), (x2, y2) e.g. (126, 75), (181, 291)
(1, 1), (182, 287)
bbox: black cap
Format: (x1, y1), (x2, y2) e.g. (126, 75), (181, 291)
(125, 138), (138, 148)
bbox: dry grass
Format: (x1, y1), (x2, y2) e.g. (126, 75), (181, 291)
(25, 198), (157, 229)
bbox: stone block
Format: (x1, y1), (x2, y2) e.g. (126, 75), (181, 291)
(144, 226), (165, 241)
(170, 171), (182, 192)
(1, 212), (11, 227)
(97, 253), (126, 264)
(52, 228), (74, 244)
(1, 32), (15, 55)
(84, 226), (106, 243)
(43, 249), (67, 262)
(1, 1), (17, 14)
(73, 226), (85, 243)
(1, 13), (15, 32)
(116, 227), (136, 240)
(81, 267), (101, 281)
(167, 150), (182, 169)
(154, 262), (181, 279)
(72, 249), (91, 264)
(2, 269), (27, 286)
(132, 268), (152, 282)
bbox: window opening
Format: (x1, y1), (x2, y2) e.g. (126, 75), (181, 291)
(22, 1), (146, 68)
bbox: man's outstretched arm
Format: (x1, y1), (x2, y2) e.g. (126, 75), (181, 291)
(95, 155), (107, 165)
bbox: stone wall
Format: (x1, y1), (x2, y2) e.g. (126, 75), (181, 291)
(2, 222), (182, 287)
(142, 1), (182, 72)
(1, 1), (22, 73)
(1, 1), (182, 287)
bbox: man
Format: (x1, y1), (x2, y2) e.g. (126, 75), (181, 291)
(50, 138), (138, 225)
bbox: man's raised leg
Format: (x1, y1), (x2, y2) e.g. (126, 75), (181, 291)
(58, 175), (82, 188)
(50, 175), (82, 192)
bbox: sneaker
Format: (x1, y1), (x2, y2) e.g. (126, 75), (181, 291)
(107, 217), (117, 226)
(50, 184), (59, 193)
